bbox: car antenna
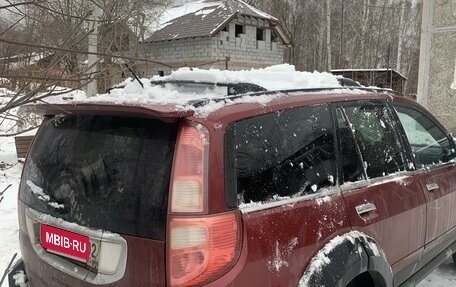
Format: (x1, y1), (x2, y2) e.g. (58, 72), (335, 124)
(124, 63), (144, 88)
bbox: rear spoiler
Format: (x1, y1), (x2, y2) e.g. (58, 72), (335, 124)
(19, 103), (194, 122)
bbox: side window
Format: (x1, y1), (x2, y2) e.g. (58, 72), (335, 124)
(394, 105), (456, 168)
(336, 109), (365, 183)
(225, 105), (336, 205)
(337, 103), (407, 181)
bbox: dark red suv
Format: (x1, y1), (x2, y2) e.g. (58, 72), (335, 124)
(8, 80), (456, 287)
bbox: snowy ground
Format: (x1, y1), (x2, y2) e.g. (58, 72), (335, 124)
(416, 258), (456, 287)
(0, 136), (21, 287)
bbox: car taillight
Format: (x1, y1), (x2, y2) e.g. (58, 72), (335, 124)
(168, 212), (242, 287)
(167, 122), (242, 286)
(169, 122), (209, 213)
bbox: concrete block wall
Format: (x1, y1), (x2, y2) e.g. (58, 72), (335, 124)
(138, 37), (219, 77)
(136, 17), (285, 76)
(215, 17), (285, 69)
(418, 0), (456, 133)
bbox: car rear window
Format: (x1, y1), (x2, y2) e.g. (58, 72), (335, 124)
(20, 115), (178, 240)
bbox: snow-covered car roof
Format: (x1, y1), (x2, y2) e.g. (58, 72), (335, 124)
(23, 65), (397, 119)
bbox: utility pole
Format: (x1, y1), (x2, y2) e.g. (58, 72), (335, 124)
(338, 0), (344, 68)
(87, 2), (99, 97)
(326, 0), (332, 71)
(396, 0), (406, 72)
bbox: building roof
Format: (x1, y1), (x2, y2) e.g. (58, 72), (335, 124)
(144, 0), (290, 45)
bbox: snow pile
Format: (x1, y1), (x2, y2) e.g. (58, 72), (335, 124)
(0, 163), (23, 281)
(66, 64), (346, 117)
(160, 64), (340, 91)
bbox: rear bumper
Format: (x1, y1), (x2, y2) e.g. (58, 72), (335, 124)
(7, 258), (30, 287)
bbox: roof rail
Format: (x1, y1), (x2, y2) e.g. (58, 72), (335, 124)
(106, 80), (267, 95)
(104, 77), (397, 108)
(336, 77), (362, 87)
(187, 86), (400, 107)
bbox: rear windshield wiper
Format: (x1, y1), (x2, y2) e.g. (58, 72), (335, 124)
(27, 180), (66, 212)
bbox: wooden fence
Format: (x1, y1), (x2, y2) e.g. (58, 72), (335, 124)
(14, 135), (34, 158)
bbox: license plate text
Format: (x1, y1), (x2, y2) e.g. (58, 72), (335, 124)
(41, 225), (91, 261)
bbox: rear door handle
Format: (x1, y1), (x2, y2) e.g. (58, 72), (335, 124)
(355, 203), (377, 216)
(426, 183), (439, 192)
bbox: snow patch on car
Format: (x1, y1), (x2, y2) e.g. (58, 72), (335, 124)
(27, 208), (119, 240)
(26, 180), (64, 209)
(239, 188), (338, 214)
(341, 171), (411, 191)
(316, 195), (332, 205)
(12, 270), (27, 287)
(268, 237), (299, 272)
(26, 180), (49, 201)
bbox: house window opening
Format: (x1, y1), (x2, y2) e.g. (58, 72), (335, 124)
(235, 24), (245, 37)
(257, 28), (265, 41)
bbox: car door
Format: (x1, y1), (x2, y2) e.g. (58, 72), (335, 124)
(334, 100), (427, 285)
(225, 104), (351, 286)
(391, 103), (456, 266)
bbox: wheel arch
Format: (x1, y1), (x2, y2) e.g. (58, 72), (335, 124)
(298, 231), (393, 287)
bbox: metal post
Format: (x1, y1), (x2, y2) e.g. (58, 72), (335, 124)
(225, 56), (230, 70)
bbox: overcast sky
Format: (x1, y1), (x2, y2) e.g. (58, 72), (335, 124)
(0, 0), (25, 25)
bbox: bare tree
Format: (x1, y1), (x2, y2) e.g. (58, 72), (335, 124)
(0, 0), (172, 135)
(396, 0), (406, 72)
(246, 0), (422, 95)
